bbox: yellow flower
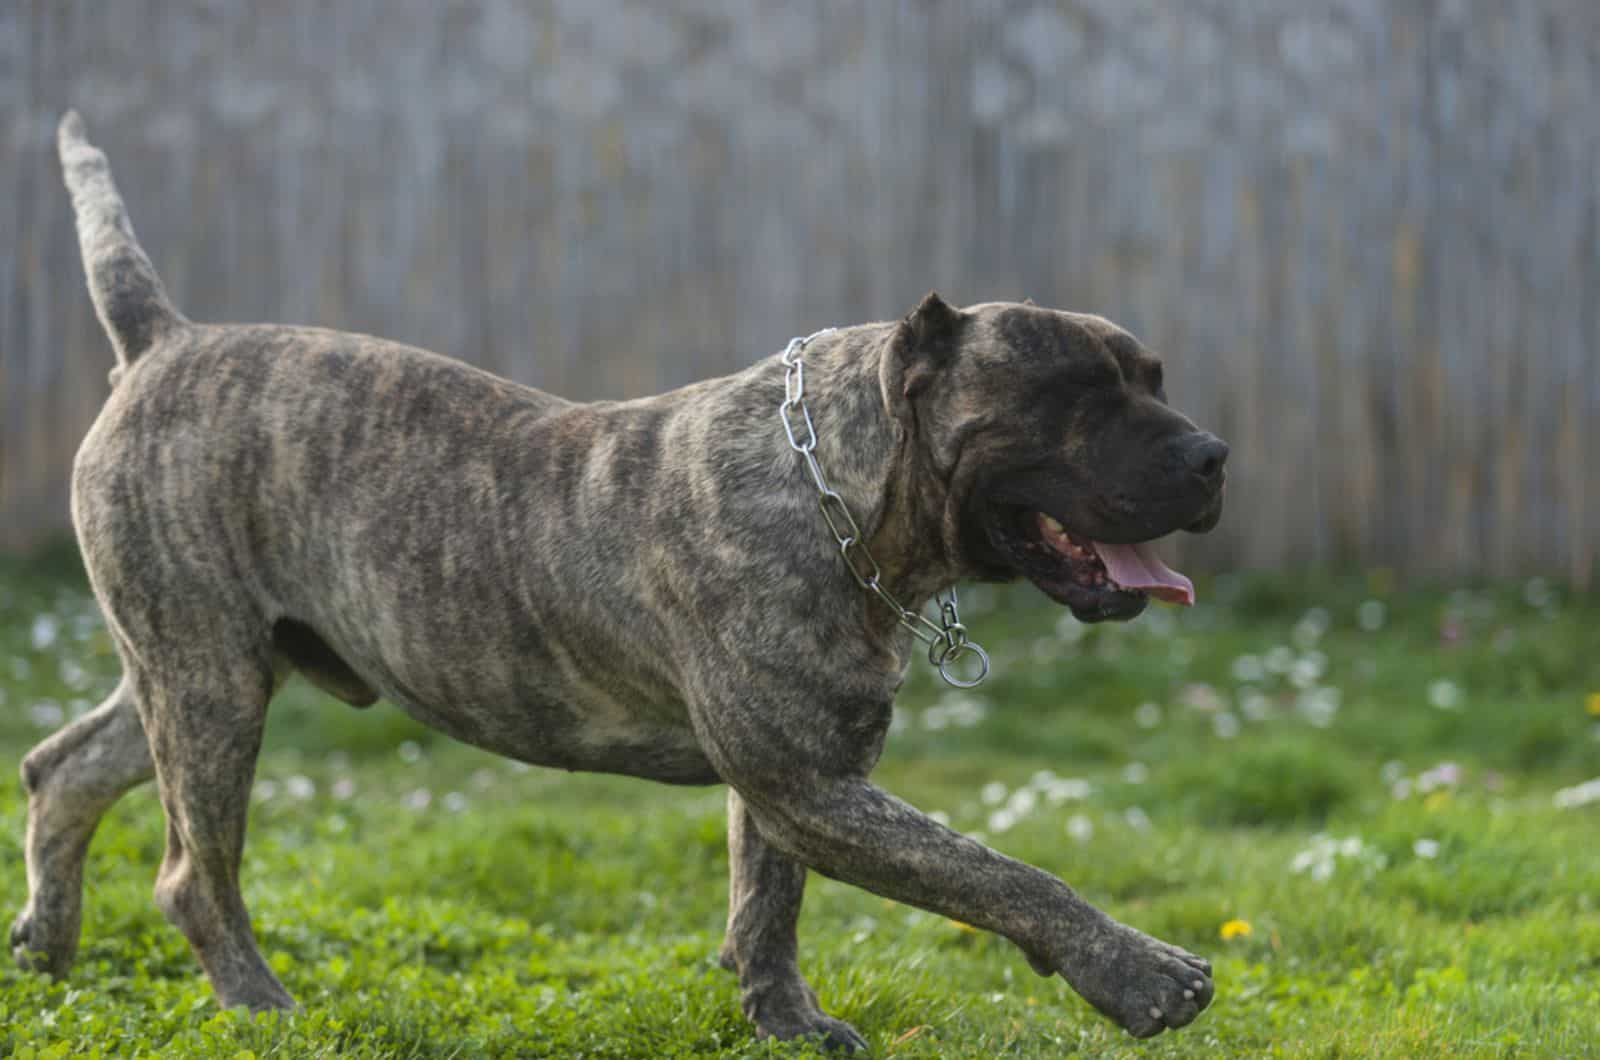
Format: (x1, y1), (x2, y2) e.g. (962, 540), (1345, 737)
(1586, 692), (1600, 717)
(1220, 919), (1252, 940)
(1424, 790), (1452, 812)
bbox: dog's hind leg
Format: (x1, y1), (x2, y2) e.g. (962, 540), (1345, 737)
(132, 632), (294, 1012)
(719, 789), (867, 1052)
(11, 676), (155, 975)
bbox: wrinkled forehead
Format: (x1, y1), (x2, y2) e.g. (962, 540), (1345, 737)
(966, 302), (1161, 377)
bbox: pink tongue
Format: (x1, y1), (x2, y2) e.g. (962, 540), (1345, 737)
(1090, 542), (1196, 606)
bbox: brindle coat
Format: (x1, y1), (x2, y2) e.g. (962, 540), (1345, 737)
(12, 112), (1226, 1048)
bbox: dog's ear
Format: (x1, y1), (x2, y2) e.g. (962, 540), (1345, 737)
(880, 291), (965, 421)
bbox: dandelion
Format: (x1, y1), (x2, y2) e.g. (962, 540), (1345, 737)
(1586, 693), (1600, 717)
(1219, 919), (1252, 940)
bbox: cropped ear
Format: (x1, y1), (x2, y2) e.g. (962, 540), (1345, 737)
(879, 291), (966, 421)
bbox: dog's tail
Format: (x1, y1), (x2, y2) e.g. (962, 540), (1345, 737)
(58, 109), (187, 376)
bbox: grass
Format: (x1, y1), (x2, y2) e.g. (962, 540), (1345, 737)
(1, 545), (1598, 1057)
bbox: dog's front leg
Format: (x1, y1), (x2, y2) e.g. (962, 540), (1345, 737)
(746, 775), (1211, 1037)
(718, 789), (868, 1051)
(695, 686), (1214, 1041)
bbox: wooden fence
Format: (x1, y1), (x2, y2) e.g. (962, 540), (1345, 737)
(3, 0), (1597, 582)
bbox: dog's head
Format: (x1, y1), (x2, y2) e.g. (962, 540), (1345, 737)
(881, 293), (1227, 623)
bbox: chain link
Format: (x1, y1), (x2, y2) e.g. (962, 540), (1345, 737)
(779, 330), (990, 688)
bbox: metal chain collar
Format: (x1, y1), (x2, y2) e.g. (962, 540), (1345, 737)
(778, 329), (990, 688)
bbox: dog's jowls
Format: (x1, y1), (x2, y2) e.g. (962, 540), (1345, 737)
(12, 110), (1226, 1048)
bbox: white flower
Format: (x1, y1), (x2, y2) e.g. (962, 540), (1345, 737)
(1045, 778), (1092, 803)
(1006, 788), (1038, 817)
(404, 788), (433, 811)
(928, 810), (951, 827)
(1523, 577), (1553, 608)
(398, 740), (422, 763)
(332, 778), (357, 800)
(1296, 686), (1341, 728)
(1123, 807), (1152, 831)
(443, 791), (468, 813)
(1239, 691), (1273, 721)
(1065, 814), (1094, 842)
(29, 701), (64, 728)
(1122, 762), (1149, 785)
(1212, 712), (1240, 739)
(1134, 702), (1163, 729)
(285, 775), (316, 800)
(1357, 600), (1386, 632)
(1231, 654), (1265, 683)
(988, 809), (1017, 833)
(1427, 680), (1462, 710)
(981, 781), (1008, 806)
(1264, 646), (1295, 674)
(30, 615), (60, 651)
(1553, 778), (1600, 809)
(1293, 607), (1331, 647)
(1413, 838), (1441, 859)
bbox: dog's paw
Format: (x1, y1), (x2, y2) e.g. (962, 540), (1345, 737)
(1052, 919), (1213, 1038)
(757, 1009), (868, 1053)
(9, 905), (71, 977)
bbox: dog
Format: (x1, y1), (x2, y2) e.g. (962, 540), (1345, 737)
(12, 111), (1227, 1048)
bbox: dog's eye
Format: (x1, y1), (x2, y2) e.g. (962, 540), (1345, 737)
(1063, 360), (1121, 389)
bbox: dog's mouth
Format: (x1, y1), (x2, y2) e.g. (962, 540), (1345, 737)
(988, 509), (1195, 622)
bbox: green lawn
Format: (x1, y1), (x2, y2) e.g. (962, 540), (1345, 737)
(2, 547), (1598, 1058)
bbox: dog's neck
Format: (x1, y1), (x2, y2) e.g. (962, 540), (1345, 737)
(780, 325), (962, 618)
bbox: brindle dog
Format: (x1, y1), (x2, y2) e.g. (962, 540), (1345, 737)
(13, 112), (1228, 1048)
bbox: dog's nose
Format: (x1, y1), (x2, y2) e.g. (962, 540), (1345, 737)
(1180, 432), (1229, 480)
